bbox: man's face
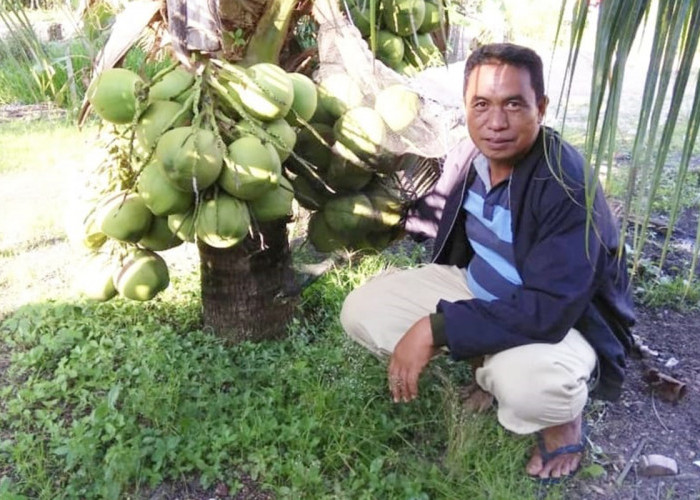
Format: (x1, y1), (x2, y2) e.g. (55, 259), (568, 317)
(464, 62), (547, 169)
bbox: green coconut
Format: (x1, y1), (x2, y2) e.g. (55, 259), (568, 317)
(138, 215), (183, 251)
(374, 84), (420, 132)
(75, 252), (118, 302)
(167, 210), (196, 242)
(66, 203), (107, 251)
(195, 192), (251, 249)
(174, 86), (194, 105)
(367, 193), (404, 231)
(317, 73), (363, 118)
(87, 68), (143, 124)
(347, 0), (377, 36)
(382, 0), (426, 36)
(232, 63), (295, 121)
(376, 30), (405, 68)
(290, 174), (329, 211)
(291, 122), (335, 174)
(326, 143), (374, 192)
(137, 159), (194, 216)
(323, 193), (375, 234)
(265, 118), (297, 162)
(308, 211), (349, 253)
(248, 176), (294, 221)
(113, 248), (170, 301)
(418, 0), (441, 33)
(393, 59), (419, 77)
(156, 126), (224, 192)
(98, 191), (153, 243)
(286, 72), (318, 125)
(334, 106), (387, 160)
(220, 135), (281, 200)
(404, 33), (443, 70)
(349, 229), (398, 252)
(148, 66), (195, 102)
(135, 100), (191, 155)
(309, 96), (337, 126)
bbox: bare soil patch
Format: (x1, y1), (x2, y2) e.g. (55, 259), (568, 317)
(565, 308), (700, 499)
(0, 102), (66, 122)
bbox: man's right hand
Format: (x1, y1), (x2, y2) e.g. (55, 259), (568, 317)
(387, 316), (437, 402)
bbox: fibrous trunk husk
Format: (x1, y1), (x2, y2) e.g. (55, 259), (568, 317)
(198, 219), (299, 343)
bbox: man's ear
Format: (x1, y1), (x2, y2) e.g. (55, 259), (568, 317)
(537, 95), (550, 123)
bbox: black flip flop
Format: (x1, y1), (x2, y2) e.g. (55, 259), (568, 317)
(531, 424), (587, 486)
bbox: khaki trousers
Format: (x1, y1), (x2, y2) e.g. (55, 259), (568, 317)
(340, 264), (597, 434)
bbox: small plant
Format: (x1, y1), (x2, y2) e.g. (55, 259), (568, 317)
(225, 27), (246, 48)
(635, 272), (700, 310)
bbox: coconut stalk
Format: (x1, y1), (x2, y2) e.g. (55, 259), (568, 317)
(197, 0), (300, 342)
(241, 0), (298, 65)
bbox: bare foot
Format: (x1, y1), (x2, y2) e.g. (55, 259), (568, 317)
(459, 382), (494, 413)
(526, 413), (584, 481)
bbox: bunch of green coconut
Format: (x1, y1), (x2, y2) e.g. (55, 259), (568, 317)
(287, 70), (421, 253)
(75, 61), (302, 302)
(74, 57), (419, 301)
(343, 0), (445, 76)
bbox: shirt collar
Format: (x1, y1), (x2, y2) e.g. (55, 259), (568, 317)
(473, 153), (491, 190)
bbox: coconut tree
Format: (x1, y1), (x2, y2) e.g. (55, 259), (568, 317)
(86, 0), (313, 342)
(68, 0), (447, 343)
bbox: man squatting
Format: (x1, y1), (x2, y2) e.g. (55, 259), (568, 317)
(340, 43), (636, 482)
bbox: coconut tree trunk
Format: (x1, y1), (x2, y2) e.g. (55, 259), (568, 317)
(191, 0), (302, 343)
(198, 219), (299, 343)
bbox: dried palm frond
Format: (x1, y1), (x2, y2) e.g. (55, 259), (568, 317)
(396, 155), (441, 202)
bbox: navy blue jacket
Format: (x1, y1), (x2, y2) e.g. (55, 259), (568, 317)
(406, 127), (636, 400)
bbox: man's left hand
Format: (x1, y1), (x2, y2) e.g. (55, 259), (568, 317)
(388, 316), (437, 403)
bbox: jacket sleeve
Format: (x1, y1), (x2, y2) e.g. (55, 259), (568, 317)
(436, 171), (608, 359)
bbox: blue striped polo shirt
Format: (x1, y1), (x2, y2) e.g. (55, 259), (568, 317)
(463, 154), (522, 301)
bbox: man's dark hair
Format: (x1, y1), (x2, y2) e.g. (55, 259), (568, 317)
(463, 43), (545, 102)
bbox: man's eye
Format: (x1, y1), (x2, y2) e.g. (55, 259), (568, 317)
(506, 101), (523, 110)
(473, 101), (487, 109)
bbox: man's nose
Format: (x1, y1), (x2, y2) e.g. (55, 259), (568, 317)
(487, 108), (508, 130)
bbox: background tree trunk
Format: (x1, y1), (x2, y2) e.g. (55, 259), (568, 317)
(198, 220), (299, 343)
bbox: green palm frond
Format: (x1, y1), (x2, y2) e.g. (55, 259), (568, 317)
(635, 3), (700, 273)
(0, 0), (60, 102)
(560, 0), (700, 286)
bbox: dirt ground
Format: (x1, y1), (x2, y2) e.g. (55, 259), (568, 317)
(564, 306), (700, 499)
(560, 209), (700, 499)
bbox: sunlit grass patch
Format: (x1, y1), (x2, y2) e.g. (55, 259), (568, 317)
(0, 119), (95, 175)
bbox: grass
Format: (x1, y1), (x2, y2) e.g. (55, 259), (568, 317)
(0, 29), (171, 111)
(0, 119), (93, 175)
(0, 23), (697, 494)
(0, 248), (548, 499)
(0, 119), (97, 256)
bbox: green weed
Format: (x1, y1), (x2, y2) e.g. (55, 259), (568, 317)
(0, 35), (44, 104)
(635, 272), (700, 310)
(0, 249), (548, 499)
(0, 27), (171, 110)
